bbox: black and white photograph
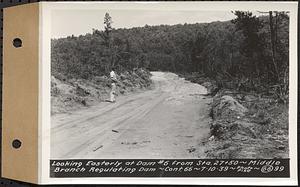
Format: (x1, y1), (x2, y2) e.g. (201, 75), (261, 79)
(50, 6), (291, 161)
(0, 1), (297, 185)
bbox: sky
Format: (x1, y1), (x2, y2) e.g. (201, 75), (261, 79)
(51, 10), (256, 39)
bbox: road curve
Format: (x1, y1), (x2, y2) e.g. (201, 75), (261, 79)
(51, 72), (212, 159)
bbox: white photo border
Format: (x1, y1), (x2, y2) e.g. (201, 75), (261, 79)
(40, 1), (298, 185)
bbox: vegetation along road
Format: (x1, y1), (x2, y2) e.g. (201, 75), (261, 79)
(51, 72), (212, 159)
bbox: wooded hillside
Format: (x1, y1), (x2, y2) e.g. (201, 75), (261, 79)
(52, 11), (289, 101)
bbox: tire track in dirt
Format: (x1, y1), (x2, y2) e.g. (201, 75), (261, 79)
(51, 72), (211, 159)
(51, 75), (169, 157)
(61, 93), (169, 158)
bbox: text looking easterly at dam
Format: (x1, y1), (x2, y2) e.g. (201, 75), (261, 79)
(50, 159), (289, 177)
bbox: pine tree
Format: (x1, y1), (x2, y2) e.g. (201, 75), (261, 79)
(103, 13), (113, 72)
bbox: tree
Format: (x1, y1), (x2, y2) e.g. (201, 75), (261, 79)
(103, 13), (113, 46)
(103, 13), (113, 72)
(232, 11), (264, 77)
(269, 11), (280, 82)
(257, 11), (289, 101)
(52, 12), (289, 99)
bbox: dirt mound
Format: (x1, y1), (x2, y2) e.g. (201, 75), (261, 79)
(206, 92), (288, 159)
(209, 96), (256, 143)
(51, 68), (152, 115)
(211, 95), (248, 120)
(210, 120), (257, 140)
(179, 72), (289, 159)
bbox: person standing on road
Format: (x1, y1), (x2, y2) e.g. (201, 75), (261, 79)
(109, 67), (117, 103)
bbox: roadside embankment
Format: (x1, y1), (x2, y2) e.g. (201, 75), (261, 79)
(182, 72), (289, 158)
(51, 68), (152, 115)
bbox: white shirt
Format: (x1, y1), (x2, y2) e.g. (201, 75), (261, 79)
(110, 71), (117, 80)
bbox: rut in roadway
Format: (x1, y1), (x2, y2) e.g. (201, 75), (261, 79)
(51, 72), (212, 159)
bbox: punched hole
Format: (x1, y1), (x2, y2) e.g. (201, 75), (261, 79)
(13, 38), (22, 48)
(12, 139), (22, 149)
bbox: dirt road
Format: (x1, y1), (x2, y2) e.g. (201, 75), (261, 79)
(51, 72), (212, 159)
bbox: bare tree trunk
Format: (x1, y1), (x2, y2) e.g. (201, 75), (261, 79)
(229, 32), (234, 71)
(269, 11), (280, 82)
